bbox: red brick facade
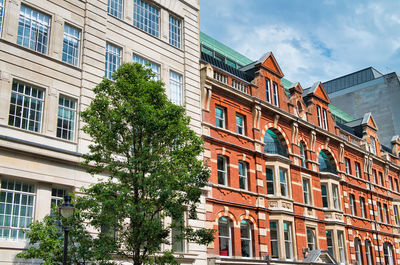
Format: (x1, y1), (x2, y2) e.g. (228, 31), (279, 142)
(200, 53), (400, 265)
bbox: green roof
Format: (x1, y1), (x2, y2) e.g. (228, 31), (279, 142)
(200, 32), (253, 66)
(329, 104), (355, 123)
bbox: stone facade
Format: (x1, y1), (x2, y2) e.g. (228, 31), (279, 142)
(0, 0), (205, 264)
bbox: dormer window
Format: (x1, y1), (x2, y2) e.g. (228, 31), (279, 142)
(265, 78), (271, 103)
(370, 136), (376, 155)
(317, 106), (322, 127)
(322, 108), (328, 130)
(272, 82), (279, 107)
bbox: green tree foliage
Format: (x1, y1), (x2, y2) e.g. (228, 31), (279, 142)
(78, 63), (214, 265)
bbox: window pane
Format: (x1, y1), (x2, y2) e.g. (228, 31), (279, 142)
(266, 168), (274, 195)
(169, 16), (181, 48)
(215, 107), (224, 128)
(133, 0), (159, 37)
(62, 24), (80, 66)
(105, 43), (121, 79)
(217, 156), (226, 185)
(169, 71), (183, 105)
(0, 0), (4, 34)
(57, 96), (77, 141)
(240, 220), (251, 257)
(218, 217), (230, 256)
(108, 0), (123, 19)
(132, 54), (160, 80)
(269, 221), (279, 258)
(280, 169), (287, 197)
(239, 162), (247, 190)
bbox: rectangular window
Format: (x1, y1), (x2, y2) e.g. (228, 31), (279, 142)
(326, 230), (334, 257)
(169, 71), (183, 105)
(332, 184), (339, 210)
(389, 176), (393, 190)
(50, 187), (67, 215)
(171, 216), (184, 252)
(317, 106), (322, 127)
(279, 168), (288, 197)
(8, 81), (44, 132)
(236, 114), (245, 135)
(370, 136), (376, 155)
(338, 231), (346, 264)
(269, 221), (279, 258)
(272, 82), (279, 106)
(373, 170), (377, 184)
(215, 106), (225, 129)
(17, 5), (50, 54)
(394, 205), (399, 226)
(57, 96), (77, 141)
(321, 184), (329, 208)
(344, 158), (351, 174)
(217, 156), (227, 186)
(0, 179), (35, 241)
(377, 202), (382, 222)
(379, 172), (384, 186)
(62, 24), (81, 66)
(133, 0), (159, 37)
(384, 204), (389, 224)
(322, 108), (328, 130)
(132, 54), (160, 80)
(395, 179), (399, 192)
(360, 197), (366, 218)
(105, 43), (121, 79)
(108, 0), (123, 19)
(0, 0), (4, 34)
(266, 168), (274, 195)
(349, 194), (356, 216)
(283, 222), (293, 260)
(265, 78), (271, 103)
(303, 178), (311, 205)
(238, 161), (247, 190)
(306, 227), (316, 250)
(354, 162), (361, 178)
(169, 15), (181, 48)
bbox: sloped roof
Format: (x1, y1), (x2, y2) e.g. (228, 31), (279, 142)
(322, 67), (383, 94)
(329, 104), (355, 123)
(200, 32), (253, 67)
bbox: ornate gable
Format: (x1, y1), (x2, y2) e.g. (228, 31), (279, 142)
(260, 52), (284, 78)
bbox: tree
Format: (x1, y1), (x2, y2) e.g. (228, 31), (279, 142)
(79, 63), (214, 265)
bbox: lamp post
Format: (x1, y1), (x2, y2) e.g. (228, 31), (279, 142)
(59, 195), (75, 265)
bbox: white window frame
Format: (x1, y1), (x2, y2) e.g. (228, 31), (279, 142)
(240, 220), (252, 258)
(345, 158), (351, 174)
(57, 95), (77, 141)
(365, 240), (373, 265)
(283, 221), (293, 260)
(217, 155), (227, 186)
(394, 205), (400, 226)
(0, 0), (5, 35)
(236, 114), (245, 135)
(272, 82), (279, 107)
(266, 167), (274, 195)
(169, 71), (183, 105)
(383, 204), (389, 224)
(338, 231), (346, 265)
(269, 220), (279, 259)
(215, 106), (225, 129)
(300, 142), (306, 168)
(105, 42), (122, 79)
(332, 184), (340, 210)
(279, 168), (288, 197)
(377, 202), (382, 222)
(321, 183), (329, 208)
(132, 54), (160, 80)
(370, 136), (377, 155)
(306, 227), (316, 250)
(349, 194), (356, 216)
(107, 0), (123, 19)
(62, 24), (81, 66)
(322, 108), (328, 130)
(354, 162), (361, 178)
(133, 0), (160, 37)
(383, 243), (394, 265)
(360, 197), (366, 218)
(317, 105), (322, 127)
(265, 78), (271, 103)
(326, 230), (334, 257)
(354, 238), (363, 265)
(169, 15), (181, 48)
(218, 217), (232, 256)
(302, 178), (311, 205)
(238, 161), (248, 190)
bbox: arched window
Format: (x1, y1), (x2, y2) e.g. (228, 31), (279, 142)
(354, 238), (363, 265)
(300, 142), (306, 167)
(365, 240), (373, 265)
(383, 242), (394, 265)
(240, 220), (252, 257)
(318, 150), (337, 174)
(218, 217), (232, 256)
(264, 129), (287, 157)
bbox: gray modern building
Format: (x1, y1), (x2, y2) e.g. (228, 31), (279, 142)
(323, 67), (400, 147)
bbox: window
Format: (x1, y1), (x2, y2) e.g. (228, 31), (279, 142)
(171, 216), (184, 252)
(321, 184), (329, 208)
(50, 187), (67, 215)
(0, 179), (35, 241)
(217, 156), (227, 186)
(105, 43), (121, 79)
(236, 114), (245, 135)
(322, 108), (328, 130)
(383, 204), (389, 224)
(133, 0), (159, 37)
(218, 217), (231, 256)
(344, 158), (351, 174)
(8, 81), (44, 132)
(394, 205), (399, 226)
(283, 222), (293, 260)
(272, 82), (279, 106)
(240, 220), (252, 257)
(300, 142), (306, 168)
(318, 150), (337, 174)
(265, 78), (271, 103)
(169, 15), (181, 48)
(57, 96), (77, 141)
(306, 228), (316, 250)
(279, 168), (288, 197)
(383, 242), (394, 265)
(132, 54), (160, 80)
(326, 230), (334, 257)
(17, 5), (50, 54)
(349, 194), (356, 216)
(338, 231), (346, 265)
(379, 172), (384, 186)
(266, 168), (274, 195)
(269, 221), (279, 258)
(332, 184), (339, 209)
(303, 178), (311, 205)
(215, 106), (225, 129)
(238, 161), (248, 190)
(365, 240), (373, 265)
(354, 238), (363, 265)
(317, 106), (322, 127)
(354, 162), (361, 178)
(377, 202), (383, 222)
(389, 176), (393, 190)
(169, 71), (183, 105)
(0, 0), (4, 34)
(264, 129), (287, 157)
(395, 179), (399, 192)
(370, 136), (376, 155)
(360, 197), (366, 218)
(372, 169), (377, 184)
(62, 24), (81, 66)
(108, 0), (123, 19)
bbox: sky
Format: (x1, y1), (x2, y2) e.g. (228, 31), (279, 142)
(199, 0), (400, 87)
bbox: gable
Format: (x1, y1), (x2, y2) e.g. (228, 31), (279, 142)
(313, 83), (331, 104)
(367, 115), (378, 130)
(261, 53), (284, 78)
(362, 112), (378, 131)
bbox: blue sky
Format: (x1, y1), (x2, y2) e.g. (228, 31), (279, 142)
(199, 0), (400, 87)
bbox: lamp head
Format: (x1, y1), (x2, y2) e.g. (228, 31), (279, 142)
(60, 195), (75, 218)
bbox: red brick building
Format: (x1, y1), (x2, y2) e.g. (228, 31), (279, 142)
(199, 37), (400, 265)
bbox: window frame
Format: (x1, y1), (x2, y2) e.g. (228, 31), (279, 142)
(349, 194), (356, 216)
(0, 0), (4, 35)
(377, 202), (383, 222)
(302, 178), (311, 205)
(269, 220), (279, 259)
(332, 184), (340, 210)
(238, 161), (248, 190)
(168, 15), (182, 49)
(132, 53), (161, 80)
(383, 203), (389, 224)
(370, 136), (377, 155)
(217, 155), (228, 186)
(240, 220), (252, 258)
(322, 108), (328, 130)
(105, 42), (122, 80)
(321, 183), (329, 208)
(62, 23), (81, 67)
(317, 105), (322, 127)
(133, 0), (160, 38)
(107, 0), (123, 19)
(283, 221), (293, 260)
(236, 114), (245, 136)
(354, 162), (361, 178)
(272, 82), (279, 107)
(365, 240), (373, 265)
(266, 167), (275, 195)
(354, 238), (363, 265)
(218, 217), (232, 257)
(360, 197), (366, 218)
(338, 230), (346, 265)
(300, 142), (306, 168)
(394, 205), (400, 226)
(306, 227), (316, 251)
(169, 70), (183, 105)
(57, 95), (77, 141)
(279, 168), (288, 197)
(215, 106), (225, 129)
(326, 230), (334, 257)
(344, 158), (351, 175)
(383, 242), (394, 265)
(265, 78), (271, 103)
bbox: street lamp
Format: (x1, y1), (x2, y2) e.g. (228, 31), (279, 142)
(59, 195), (75, 265)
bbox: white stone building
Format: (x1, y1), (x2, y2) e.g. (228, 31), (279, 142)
(0, 0), (205, 263)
